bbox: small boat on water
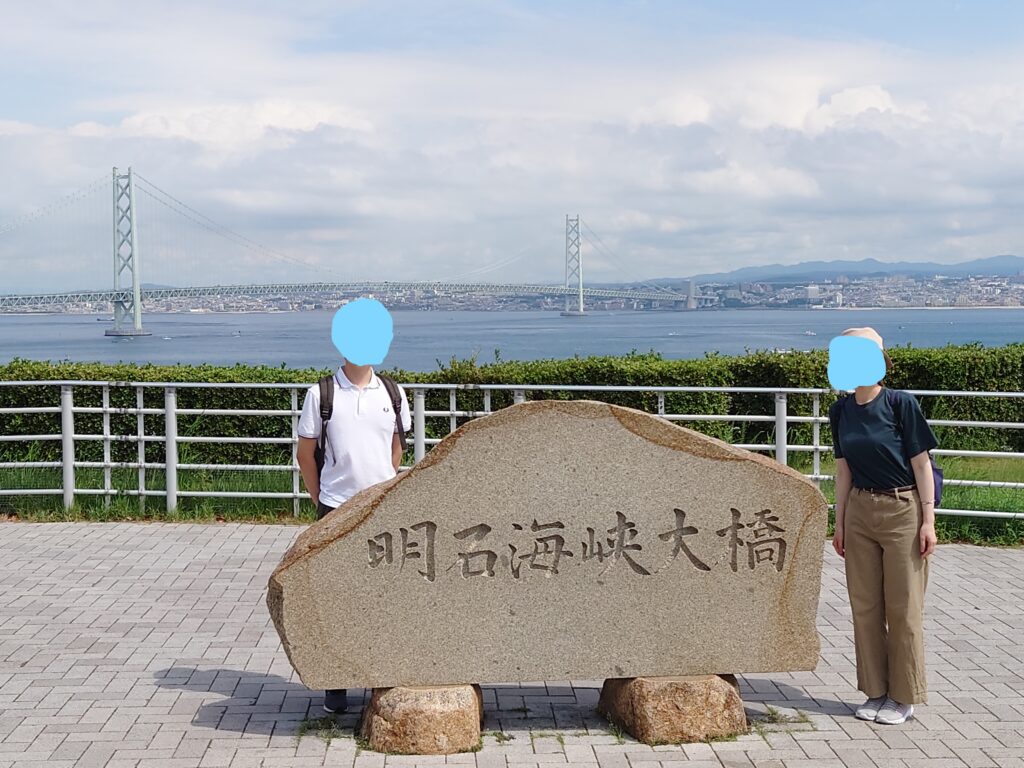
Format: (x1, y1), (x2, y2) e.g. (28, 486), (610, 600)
(96, 317), (114, 322)
(162, 336), (173, 340)
(803, 330), (817, 336)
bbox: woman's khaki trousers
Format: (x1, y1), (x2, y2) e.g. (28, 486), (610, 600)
(844, 487), (929, 705)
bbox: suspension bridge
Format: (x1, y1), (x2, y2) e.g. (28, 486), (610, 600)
(0, 168), (707, 336)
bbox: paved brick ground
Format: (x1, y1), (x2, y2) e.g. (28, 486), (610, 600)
(1, 524), (1022, 768)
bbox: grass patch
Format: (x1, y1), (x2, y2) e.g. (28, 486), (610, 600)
(529, 731), (565, 748)
(757, 705), (810, 725)
(603, 718), (627, 745)
(703, 732), (739, 744)
(0, 466), (317, 523)
(491, 730), (515, 744)
(932, 516), (1024, 546)
(354, 731), (371, 756)
(295, 716), (349, 747)
(795, 455), (1024, 546)
(749, 706), (813, 741)
(4, 450), (1021, 545)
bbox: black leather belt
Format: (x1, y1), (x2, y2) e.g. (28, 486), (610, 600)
(858, 484), (916, 498)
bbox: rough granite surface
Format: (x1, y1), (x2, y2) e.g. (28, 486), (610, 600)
(268, 400), (828, 689)
(360, 685), (484, 754)
(598, 675), (747, 744)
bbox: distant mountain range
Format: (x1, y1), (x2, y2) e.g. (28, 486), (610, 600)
(603, 255), (1024, 288)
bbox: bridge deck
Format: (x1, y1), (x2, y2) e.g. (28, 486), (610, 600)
(0, 282), (700, 308)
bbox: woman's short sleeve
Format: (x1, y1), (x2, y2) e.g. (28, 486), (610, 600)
(896, 392), (938, 459)
(828, 400), (844, 459)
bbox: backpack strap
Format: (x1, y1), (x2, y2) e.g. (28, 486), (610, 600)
(885, 388), (907, 442)
(886, 387), (929, 459)
(317, 374), (334, 472)
(832, 393), (851, 456)
(378, 375), (408, 451)
(835, 392), (852, 423)
(885, 387), (898, 416)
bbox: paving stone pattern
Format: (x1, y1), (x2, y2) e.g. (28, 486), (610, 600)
(1, 523), (1022, 768)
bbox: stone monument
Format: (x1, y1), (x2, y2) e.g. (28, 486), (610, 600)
(268, 400), (828, 750)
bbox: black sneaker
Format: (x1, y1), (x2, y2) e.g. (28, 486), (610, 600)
(323, 689), (348, 714)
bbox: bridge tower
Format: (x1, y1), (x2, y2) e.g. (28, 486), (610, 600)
(561, 214), (584, 316)
(105, 167), (150, 337)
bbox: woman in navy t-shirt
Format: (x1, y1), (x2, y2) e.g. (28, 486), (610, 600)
(828, 327), (938, 726)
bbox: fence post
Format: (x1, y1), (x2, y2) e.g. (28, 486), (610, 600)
(60, 385), (75, 510)
(812, 393), (821, 487)
(513, 389), (525, 405)
(413, 389), (426, 464)
(136, 386), (146, 513)
(291, 388), (300, 517)
(774, 392), (788, 467)
(483, 389), (492, 415)
(165, 387), (178, 513)
(449, 390), (457, 435)
(102, 385), (111, 507)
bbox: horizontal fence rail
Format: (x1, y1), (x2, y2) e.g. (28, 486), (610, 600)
(0, 380), (1022, 519)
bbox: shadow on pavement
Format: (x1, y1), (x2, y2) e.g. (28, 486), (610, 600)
(154, 667), (850, 736)
(153, 666), (366, 735)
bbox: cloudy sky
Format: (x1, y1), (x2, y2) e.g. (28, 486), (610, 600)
(2, 0), (1023, 292)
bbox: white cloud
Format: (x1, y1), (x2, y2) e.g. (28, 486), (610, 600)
(805, 85), (929, 134)
(631, 92), (712, 128)
(683, 162), (820, 200)
(1, 3), (1023, 292)
(117, 101), (374, 152)
(0, 120), (37, 136)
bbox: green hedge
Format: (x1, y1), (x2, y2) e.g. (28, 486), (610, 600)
(1, 345), (1023, 468)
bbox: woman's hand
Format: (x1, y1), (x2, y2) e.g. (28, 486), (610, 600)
(919, 522), (937, 558)
(832, 525), (845, 558)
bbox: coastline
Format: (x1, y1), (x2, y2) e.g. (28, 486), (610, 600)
(0, 309), (299, 317)
(836, 305), (1024, 311)
(2, 305), (1024, 318)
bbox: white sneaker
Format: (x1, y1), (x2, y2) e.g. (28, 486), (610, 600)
(875, 697), (914, 725)
(855, 695), (888, 721)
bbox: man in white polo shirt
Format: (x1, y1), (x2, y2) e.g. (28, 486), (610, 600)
(297, 359), (411, 518)
(296, 359), (411, 713)
(295, 300), (412, 715)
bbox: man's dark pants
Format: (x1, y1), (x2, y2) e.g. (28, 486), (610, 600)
(316, 501), (347, 712)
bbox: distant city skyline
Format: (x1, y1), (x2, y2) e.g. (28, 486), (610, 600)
(6, 253), (1024, 315)
(2, 1), (1023, 292)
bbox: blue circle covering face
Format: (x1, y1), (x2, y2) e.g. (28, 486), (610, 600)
(827, 335), (886, 390)
(331, 298), (394, 365)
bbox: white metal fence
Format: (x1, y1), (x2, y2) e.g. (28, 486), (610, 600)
(1, 380), (1022, 519)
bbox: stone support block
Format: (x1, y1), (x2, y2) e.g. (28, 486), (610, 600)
(598, 675), (747, 745)
(359, 684), (484, 755)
